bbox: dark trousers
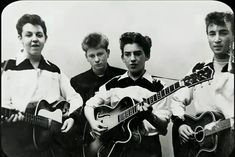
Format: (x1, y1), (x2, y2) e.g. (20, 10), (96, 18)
(118, 135), (162, 157)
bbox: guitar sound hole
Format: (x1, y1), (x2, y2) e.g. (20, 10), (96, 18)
(194, 126), (204, 142)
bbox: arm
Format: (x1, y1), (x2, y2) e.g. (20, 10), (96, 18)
(1, 71), (24, 123)
(214, 72), (234, 118)
(60, 72), (83, 114)
(84, 94), (108, 136)
(146, 97), (171, 135)
(170, 87), (194, 142)
(59, 72), (83, 132)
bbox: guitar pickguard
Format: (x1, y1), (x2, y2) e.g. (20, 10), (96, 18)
(38, 109), (62, 123)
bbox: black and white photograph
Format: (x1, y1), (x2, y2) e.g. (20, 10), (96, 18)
(1, 1), (234, 157)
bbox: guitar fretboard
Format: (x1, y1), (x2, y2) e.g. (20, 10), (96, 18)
(118, 81), (182, 122)
(205, 118), (233, 136)
(1, 107), (49, 128)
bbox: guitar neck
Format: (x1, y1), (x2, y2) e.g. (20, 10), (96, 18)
(118, 81), (184, 122)
(1, 107), (49, 128)
(205, 118), (233, 136)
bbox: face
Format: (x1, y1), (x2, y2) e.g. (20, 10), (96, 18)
(19, 23), (47, 58)
(207, 23), (232, 59)
(122, 43), (149, 76)
(86, 48), (110, 73)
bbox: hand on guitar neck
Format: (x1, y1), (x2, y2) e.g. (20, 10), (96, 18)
(1, 110), (24, 123)
(86, 99), (153, 139)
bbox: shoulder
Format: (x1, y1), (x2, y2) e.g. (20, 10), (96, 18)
(1, 59), (16, 71)
(103, 75), (122, 90)
(109, 66), (126, 72)
(45, 60), (61, 73)
(70, 69), (92, 83)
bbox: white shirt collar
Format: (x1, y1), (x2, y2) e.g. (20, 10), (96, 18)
(16, 50), (51, 66)
(118, 70), (154, 83)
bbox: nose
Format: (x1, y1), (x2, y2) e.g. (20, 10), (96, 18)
(94, 55), (100, 62)
(130, 53), (136, 62)
(214, 34), (222, 43)
(32, 34), (39, 42)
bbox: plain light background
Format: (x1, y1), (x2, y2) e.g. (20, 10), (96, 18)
(1, 1), (232, 157)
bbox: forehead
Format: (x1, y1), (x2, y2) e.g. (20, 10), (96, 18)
(22, 23), (44, 33)
(86, 48), (107, 55)
(123, 43), (143, 52)
(207, 23), (229, 32)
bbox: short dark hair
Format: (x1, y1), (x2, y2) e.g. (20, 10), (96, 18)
(16, 14), (47, 39)
(205, 11), (234, 34)
(119, 32), (152, 58)
(82, 32), (109, 52)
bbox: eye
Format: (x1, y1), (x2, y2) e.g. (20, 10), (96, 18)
(134, 51), (142, 56)
(208, 32), (215, 36)
(124, 52), (131, 57)
(25, 33), (32, 37)
(97, 52), (104, 57)
(220, 30), (229, 36)
(36, 33), (44, 38)
(88, 54), (95, 58)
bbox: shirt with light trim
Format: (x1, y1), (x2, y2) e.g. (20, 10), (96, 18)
(170, 59), (234, 119)
(86, 71), (171, 136)
(1, 52), (83, 114)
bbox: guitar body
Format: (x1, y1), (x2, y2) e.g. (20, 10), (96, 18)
(172, 111), (234, 157)
(83, 97), (141, 157)
(82, 66), (215, 157)
(1, 100), (64, 157)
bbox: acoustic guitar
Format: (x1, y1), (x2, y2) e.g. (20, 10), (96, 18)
(1, 99), (69, 157)
(172, 111), (234, 157)
(83, 65), (214, 157)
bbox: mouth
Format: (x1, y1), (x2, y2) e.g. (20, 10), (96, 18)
(130, 64), (137, 68)
(213, 45), (223, 50)
(213, 45), (223, 48)
(31, 44), (40, 47)
(95, 64), (103, 67)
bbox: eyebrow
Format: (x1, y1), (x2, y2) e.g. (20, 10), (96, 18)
(124, 50), (142, 53)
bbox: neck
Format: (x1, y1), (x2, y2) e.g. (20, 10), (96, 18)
(29, 55), (41, 69)
(128, 69), (146, 81)
(23, 50), (41, 69)
(214, 54), (229, 62)
(93, 64), (107, 77)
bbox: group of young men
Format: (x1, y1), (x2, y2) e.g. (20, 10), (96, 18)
(1, 11), (234, 157)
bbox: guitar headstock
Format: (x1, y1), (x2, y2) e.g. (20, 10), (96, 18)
(183, 66), (214, 88)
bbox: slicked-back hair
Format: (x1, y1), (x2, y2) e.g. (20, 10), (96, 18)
(82, 32), (109, 52)
(16, 14), (47, 39)
(119, 32), (152, 58)
(205, 11), (234, 34)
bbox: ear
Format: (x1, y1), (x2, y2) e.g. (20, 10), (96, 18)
(45, 36), (48, 42)
(145, 57), (150, 61)
(106, 49), (110, 58)
(18, 35), (22, 42)
(121, 55), (125, 63)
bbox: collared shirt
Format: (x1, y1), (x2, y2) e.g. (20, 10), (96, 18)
(170, 59), (234, 119)
(86, 71), (171, 136)
(1, 52), (83, 114)
(70, 64), (126, 103)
